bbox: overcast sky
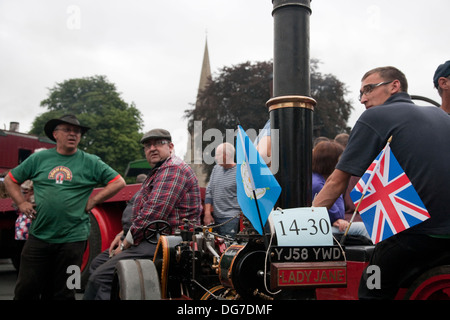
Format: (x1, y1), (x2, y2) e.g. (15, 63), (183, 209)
(1, 0), (448, 157)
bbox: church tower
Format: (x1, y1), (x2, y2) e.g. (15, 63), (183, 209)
(198, 39), (211, 95)
(184, 39), (211, 187)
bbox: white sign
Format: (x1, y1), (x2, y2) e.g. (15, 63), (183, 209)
(271, 207), (333, 246)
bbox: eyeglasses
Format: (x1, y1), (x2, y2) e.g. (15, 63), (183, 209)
(143, 140), (169, 149)
(359, 81), (393, 100)
(54, 127), (82, 134)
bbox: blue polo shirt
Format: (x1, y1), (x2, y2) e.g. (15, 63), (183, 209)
(337, 92), (450, 235)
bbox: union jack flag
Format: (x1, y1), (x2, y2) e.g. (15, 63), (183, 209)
(350, 142), (430, 244)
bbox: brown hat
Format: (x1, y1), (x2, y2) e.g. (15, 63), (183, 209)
(44, 114), (90, 141)
(140, 128), (172, 144)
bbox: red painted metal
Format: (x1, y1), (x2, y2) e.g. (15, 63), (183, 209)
(315, 261), (367, 300)
(0, 130), (55, 173)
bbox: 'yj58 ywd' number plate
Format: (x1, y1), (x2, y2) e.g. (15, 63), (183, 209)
(270, 208), (347, 289)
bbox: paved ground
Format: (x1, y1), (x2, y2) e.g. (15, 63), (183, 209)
(0, 259), (16, 300)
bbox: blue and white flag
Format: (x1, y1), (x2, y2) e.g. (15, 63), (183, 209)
(236, 125), (281, 235)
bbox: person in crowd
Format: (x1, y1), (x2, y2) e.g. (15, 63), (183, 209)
(83, 128), (202, 300)
(203, 142), (241, 238)
(333, 133), (361, 219)
(12, 180), (34, 270)
(4, 114), (126, 300)
(334, 133), (349, 148)
(255, 119), (272, 167)
(312, 66), (450, 299)
(312, 140), (369, 240)
(433, 60), (450, 113)
(313, 136), (330, 147)
(0, 171), (9, 199)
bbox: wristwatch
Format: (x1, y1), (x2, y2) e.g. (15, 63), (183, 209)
(120, 243), (125, 251)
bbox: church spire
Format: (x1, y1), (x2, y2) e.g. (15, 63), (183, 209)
(185, 37), (211, 187)
(197, 38), (211, 96)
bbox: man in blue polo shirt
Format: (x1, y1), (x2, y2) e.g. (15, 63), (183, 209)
(312, 66), (450, 299)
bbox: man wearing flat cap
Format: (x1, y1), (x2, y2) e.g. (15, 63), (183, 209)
(4, 114), (126, 299)
(83, 128), (202, 300)
(433, 60), (450, 113)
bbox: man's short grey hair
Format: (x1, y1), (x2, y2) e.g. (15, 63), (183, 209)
(215, 142), (235, 162)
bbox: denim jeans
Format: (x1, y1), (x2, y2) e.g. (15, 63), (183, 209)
(332, 221), (370, 239)
(213, 216), (240, 239)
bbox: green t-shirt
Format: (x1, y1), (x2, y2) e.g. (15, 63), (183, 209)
(10, 148), (119, 243)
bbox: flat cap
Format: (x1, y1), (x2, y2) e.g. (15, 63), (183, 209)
(140, 128), (172, 144)
(433, 60), (450, 88)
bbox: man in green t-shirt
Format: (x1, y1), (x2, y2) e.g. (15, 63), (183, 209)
(4, 114), (126, 300)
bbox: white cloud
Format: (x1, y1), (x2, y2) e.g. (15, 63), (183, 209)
(1, 0), (448, 157)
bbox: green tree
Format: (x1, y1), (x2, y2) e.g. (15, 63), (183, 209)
(186, 60), (352, 140)
(30, 75), (144, 176)
(184, 60), (353, 177)
(186, 61), (272, 137)
(311, 60), (353, 138)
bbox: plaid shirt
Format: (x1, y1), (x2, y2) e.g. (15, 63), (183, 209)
(129, 156), (202, 245)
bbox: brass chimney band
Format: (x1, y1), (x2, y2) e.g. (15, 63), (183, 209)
(266, 95), (316, 112)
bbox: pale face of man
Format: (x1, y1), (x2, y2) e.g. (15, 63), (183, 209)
(53, 124), (82, 154)
(215, 147), (227, 167)
(214, 144), (235, 168)
(359, 73), (396, 109)
(143, 139), (174, 166)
